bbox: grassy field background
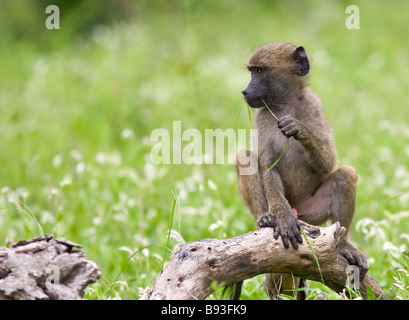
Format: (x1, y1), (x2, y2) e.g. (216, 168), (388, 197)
(1, 1), (409, 299)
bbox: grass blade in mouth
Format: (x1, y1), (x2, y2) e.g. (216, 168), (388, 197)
(260, 98), (289, 170)
(268, 137), (289, 171)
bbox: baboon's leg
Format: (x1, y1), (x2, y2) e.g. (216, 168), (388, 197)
(295, 166), (357, 232)
(235, 149), (268, 222)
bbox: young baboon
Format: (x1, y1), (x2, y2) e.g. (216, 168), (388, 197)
(235, 42), (368, 298)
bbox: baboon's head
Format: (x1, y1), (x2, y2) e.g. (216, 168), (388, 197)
(242, 42), (310, 108)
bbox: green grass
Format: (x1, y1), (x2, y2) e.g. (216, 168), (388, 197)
(1, 1), (409, 299)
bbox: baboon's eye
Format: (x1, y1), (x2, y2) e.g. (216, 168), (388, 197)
(257, 67), (262, 73)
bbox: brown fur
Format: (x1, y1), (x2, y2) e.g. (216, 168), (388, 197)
(247, 42), (310, 90)
(234, 42), (368, 299)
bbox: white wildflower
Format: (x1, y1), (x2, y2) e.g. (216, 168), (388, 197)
(95, 152), (106, 164)
(59, 177), (72, 187)
(208, 179), (218, 191)
(71, 150), (83, 162)
(76, 162), (85, 173)
(53, 154), (63, 167)
(209, 220), (223, 231)
(121, 128), (134, 139)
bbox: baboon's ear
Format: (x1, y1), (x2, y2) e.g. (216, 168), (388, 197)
(293, 46), (310, 76)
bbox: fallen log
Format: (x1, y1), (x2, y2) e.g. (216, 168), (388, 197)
(146, 222), (387, 300)
(0, 235), (101, 300)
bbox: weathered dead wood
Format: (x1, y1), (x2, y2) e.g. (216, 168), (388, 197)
(0, 235), (101, 300)
(146, 222), (387, 300)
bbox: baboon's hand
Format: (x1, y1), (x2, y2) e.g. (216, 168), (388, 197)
(258, 211), (303, 249)
(338, 241), (369, 281)
(258, 213), (277, 228)
(278, 115), (301, 139)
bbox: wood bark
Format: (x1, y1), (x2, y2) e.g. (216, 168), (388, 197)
(0, 235), (101, 300)
(146, 222), (387, 300)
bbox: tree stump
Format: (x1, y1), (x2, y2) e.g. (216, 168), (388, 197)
(0, 235), (101, 300)
(146, 222), (387, 300)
